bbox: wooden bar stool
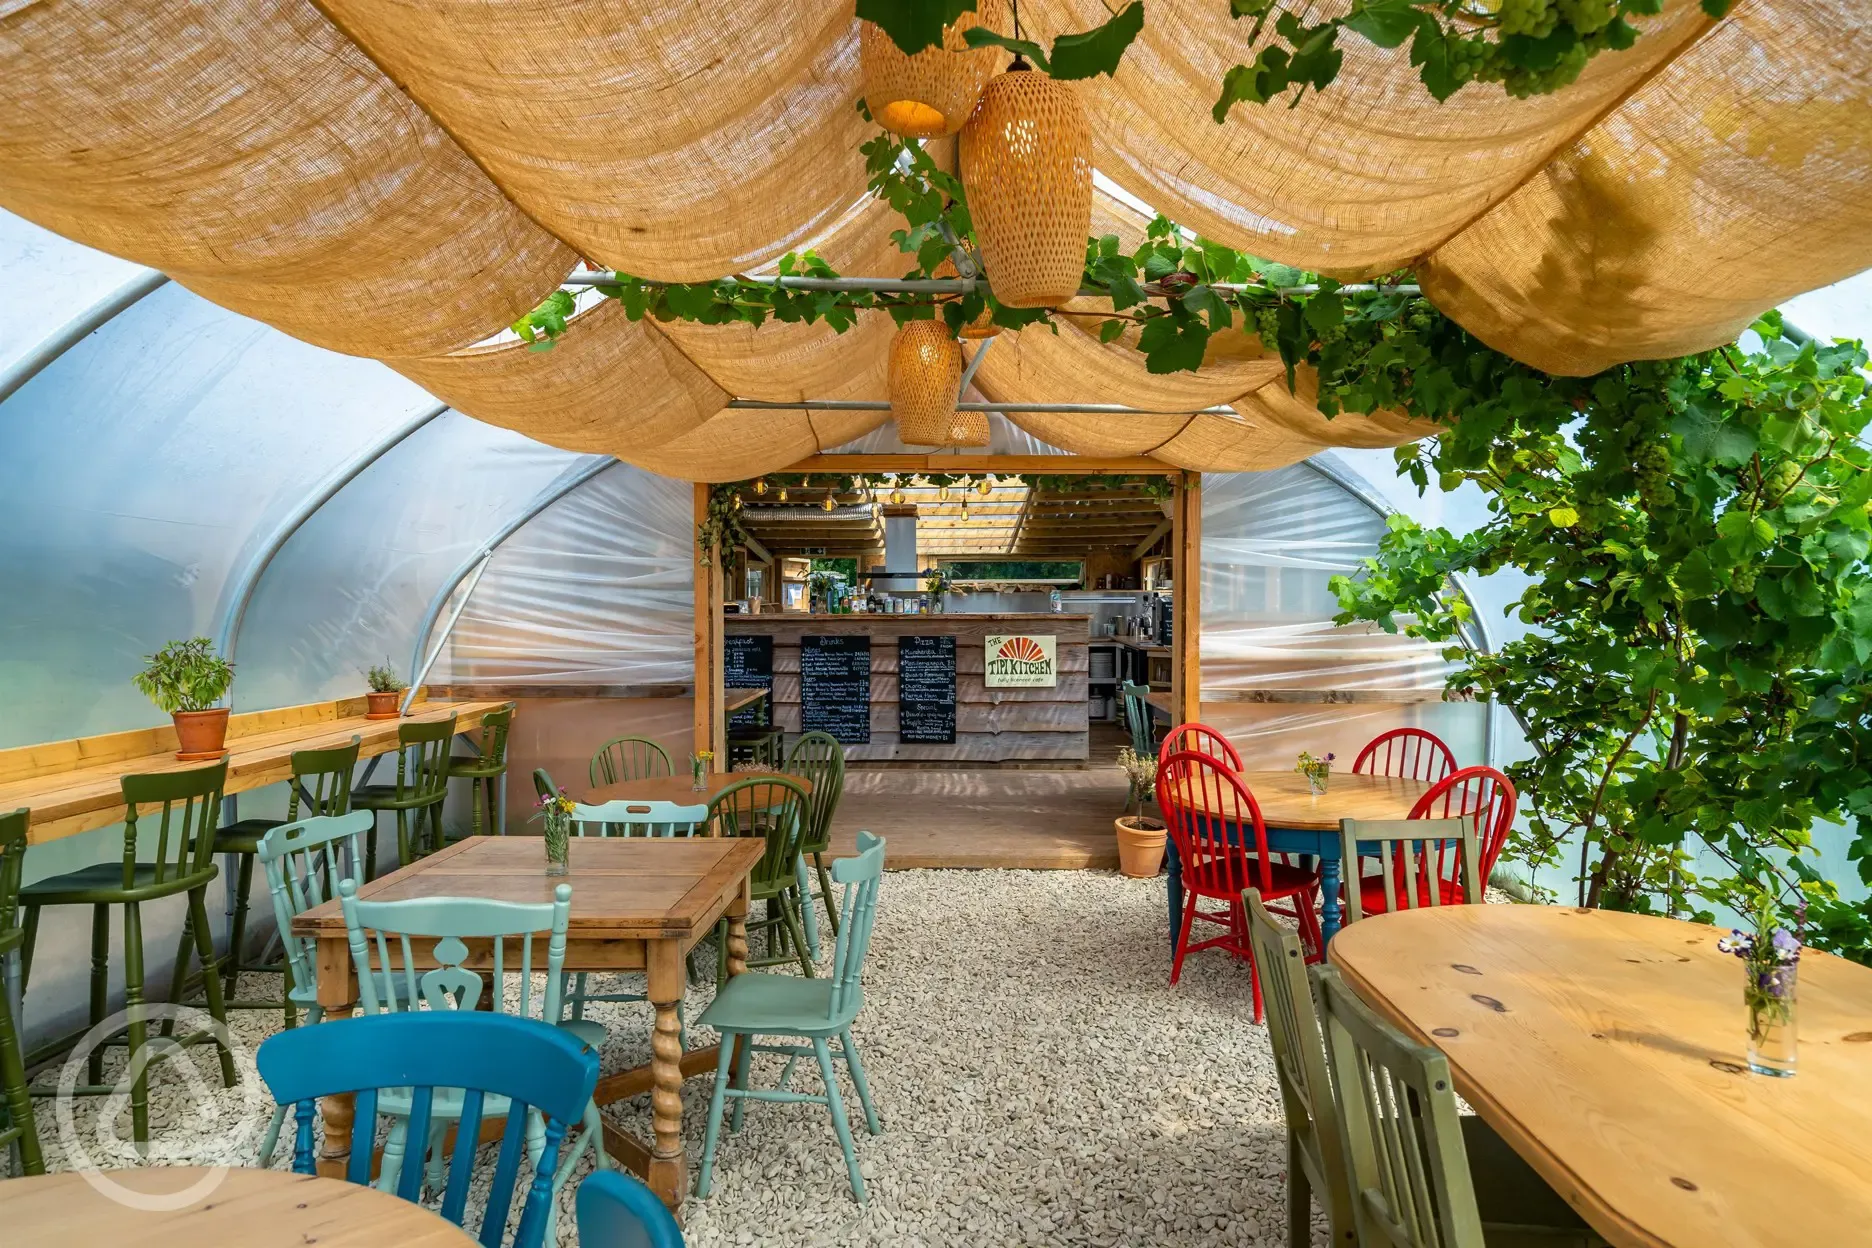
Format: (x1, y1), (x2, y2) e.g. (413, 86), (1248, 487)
(446, 702), (515, 839)
(0, 808), (43, 1175)
(351, 715), (455, 878)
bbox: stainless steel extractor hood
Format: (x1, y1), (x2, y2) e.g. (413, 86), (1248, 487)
(868, 504), (924, 587)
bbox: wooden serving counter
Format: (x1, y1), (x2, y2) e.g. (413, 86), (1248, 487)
(725, 613), (1089, 762)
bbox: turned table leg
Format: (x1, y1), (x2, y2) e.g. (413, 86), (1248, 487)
(645, 941), (687, 1211)
(313, 936), (358, 1178)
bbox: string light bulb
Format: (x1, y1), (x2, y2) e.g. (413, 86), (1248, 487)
(778, 487), (789, 502)
(938, 484), (950, 501)
(822, 492), (837, 512)
(732, 493), (743, 510)
(890, 488), (906, 505)
(753, 478), (768, 495)
(960, 501), (971, 521)
(978, 476), (994, 496)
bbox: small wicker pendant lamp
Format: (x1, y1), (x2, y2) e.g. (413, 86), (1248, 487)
(959, 63), (1092, 308)
(890, 319), (965, 445)
(861, 0), (1009, 138)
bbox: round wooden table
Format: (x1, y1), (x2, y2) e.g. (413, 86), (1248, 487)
(585, 771), (811, 806)
(0, 1168), (476, 1246)
(1332, 905), (1872, 1248)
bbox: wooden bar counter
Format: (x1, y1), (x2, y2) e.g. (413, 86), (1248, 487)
(726, 613), (1089, 762)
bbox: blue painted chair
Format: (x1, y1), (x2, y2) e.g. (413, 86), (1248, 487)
(339, 879), (607, 1242)
(578, 1168), (686, 1248)
(694, 831), (887, 1204)
(257, 1010), (599, 1248)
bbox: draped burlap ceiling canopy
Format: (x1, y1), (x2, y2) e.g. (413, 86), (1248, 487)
(2, 0), (1865, 482)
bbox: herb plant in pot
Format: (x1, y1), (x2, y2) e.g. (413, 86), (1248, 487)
(134, 638), (236, 760)
(1114, 746), (1167, 878)
(363, 660), (407, 720)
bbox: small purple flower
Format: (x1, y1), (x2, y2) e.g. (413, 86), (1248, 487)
(1772, 928), (1802, 963)
(1717, 930), (1752, 957)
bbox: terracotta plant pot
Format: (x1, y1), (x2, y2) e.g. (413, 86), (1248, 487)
(365, 691), (402, 720)
(172, 708), (230, 760)
(1115, 815), (1167, 879)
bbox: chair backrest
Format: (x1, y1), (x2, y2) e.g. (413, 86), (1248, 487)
(286, 735), (361, 819)
(827, 831), (886, 1019)
(1312, 964), (1486, 1248)
(1121, 681), (1155, 756)
(257, 811), (372, 1001)
(258, 1010), (599, 1248)
(120, 759), (228, 888)
(1352, 728), (1456, 785)
(577, 1169), (685, 1248)
(569, 799), (707, 839)
(339, 878), (572, 1022)
(1155, 749), (1278, 900)
(1244, 888), (1355, 1246)
(707, 775), (809, 895)
(474, 703), (517, 766)
(1338, 818), (1479, 926)
(1408, 766), (1516, 888)
(589, 736), (673, 787)
(532, 767), (557, 801)
(0, 808), (26, 946)
(391, 715), (457, 800)
(784, 730), (846, 855)
(1159, 721), (1243, 771)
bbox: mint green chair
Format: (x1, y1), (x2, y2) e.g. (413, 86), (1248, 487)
(1312, 964), (1604, 1248)
(351, 714), (456, 878)
(0, 808), (43, 1175)
(708, 775), (813, 977)
(447, 702), (515, 839)
(784, 731), (846, 960)
(695, 830), (886, 1203)
(339, 878), (607, 1244)
(588, 736), (672, 786)
(19, 761), (238, 1147)
(1121, 680), (1156, 756)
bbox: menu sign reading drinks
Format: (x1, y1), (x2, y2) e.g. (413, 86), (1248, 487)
(723, 634), (773, 730)
(897, 635), (957, 744)
(800, 634), (872, 744)
(983, 634), (1058, 688)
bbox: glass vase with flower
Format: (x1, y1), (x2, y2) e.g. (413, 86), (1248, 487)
(1717, 891), (1804, 1077)
(689, 750), (714, 793)
(533, 788), (576, 877)
(1295, 750), (1335, 795)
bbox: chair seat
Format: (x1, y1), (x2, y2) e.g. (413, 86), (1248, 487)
(22, 861), (216, 905)
(352, 784), (445, 810)
(1184, 857), (1321, 902)
(214, 818), (285, 855)
(697, 970), (857, 1036)
(1356, 874), (1467, 914)
(450, 760), (506, 780)
(727, 727), (781, 742)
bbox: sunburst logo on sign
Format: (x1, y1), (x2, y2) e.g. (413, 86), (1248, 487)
(984, 634), (1057, 688)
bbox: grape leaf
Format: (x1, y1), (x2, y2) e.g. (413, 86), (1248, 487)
(857, 0), (977, 55)
(1047, 1), (1145, 79)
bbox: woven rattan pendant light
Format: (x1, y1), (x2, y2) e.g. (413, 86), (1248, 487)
(960, 66), (1093, 308)
(890, 319), (964, 445)
(861, 0), (1008, 138)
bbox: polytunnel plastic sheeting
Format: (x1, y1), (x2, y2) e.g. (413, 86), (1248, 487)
(432, 462), (695, 687)
(0, 280), (441, 745)
(233, 412), (587, 710)
(0, 209), (151, 388)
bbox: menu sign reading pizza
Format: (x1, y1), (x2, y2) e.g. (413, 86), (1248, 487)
(983, 634), (1057, 688)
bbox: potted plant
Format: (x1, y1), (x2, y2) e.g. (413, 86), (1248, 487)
(1114, 746), (1167, 878)
(134, 637), (236, 760)
(923, 570), (949, 614)
(363, 660), (407, 720)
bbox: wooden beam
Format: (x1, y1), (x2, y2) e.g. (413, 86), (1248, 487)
(693, 484), (725, 767)
(1132, 518), (1173, 559)
(1173, 472), (1201, 727)
(785, 454), (1174, 474)
(1201, 688), (1468, 704)
(741, 532), (773, 564)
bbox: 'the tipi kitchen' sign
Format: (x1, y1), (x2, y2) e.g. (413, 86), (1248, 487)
(984, 634), (1057, 688)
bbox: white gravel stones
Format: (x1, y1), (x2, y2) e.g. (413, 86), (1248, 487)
(31, 868), (1322, 1246)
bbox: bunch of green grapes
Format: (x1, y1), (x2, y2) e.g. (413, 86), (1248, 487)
(1503, 41), (1591, 97)
(1496, 0), (1560, 38)
(1631, 440), (1675, 510)
(1554, 0), (1615, 34)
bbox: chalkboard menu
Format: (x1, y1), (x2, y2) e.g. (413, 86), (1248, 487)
(897, 635), (957, 744)
(800, 634), (871, 744)
(723, 634), (773, 730)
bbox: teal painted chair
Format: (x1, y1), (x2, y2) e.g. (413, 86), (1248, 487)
(447, 702), (516, 839)
(352, 714), (456, 878)
(339, 878), (607, 1244)
(578, 1168), (684, 1248)
(0, 808), (43, 1175)
(19, 761), (238, 1147)
(1312, 963), (1605, 1248)
(708, 775), (814, 977)
(695, 830), (887, 1203)
(257, 1010), (598, 1248)
(1121, 681), (1156, 757)
(589, 736), (673, 787)
(212, 735), (359, 1014)
(784, 731), (846, 960)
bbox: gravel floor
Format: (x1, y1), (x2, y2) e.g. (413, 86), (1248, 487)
(30, 869), (1320, 1246)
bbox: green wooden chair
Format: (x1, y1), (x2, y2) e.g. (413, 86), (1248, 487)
(1121, 680), (1156, 757)
(1312, 963), (1604, 1248)
(533, 766), (558, 801)
(1338, 817), (1479, 928)
(708, 775), (814, 977)
(0, 808), (43, 1176)
(351, 714), (456, 878)
(447, 702), (515, 839)
(588, 736), (672, 787)
(19, 761), (238, 1147)
(726, 697), (783, 769)
(695, 830), (886, 1204)
(785, 731), (846, 958)
(338, 877), (607, 1244)
(251, 809), (372, 1161)
(212, 735), (359, 1013)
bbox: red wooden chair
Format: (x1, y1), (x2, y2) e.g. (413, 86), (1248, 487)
(1353, 765), (1517, 915)
(1156, 750), (1323, 1021)
(1158, 721), (1243, 771)
(1351, 727), (1456, 784)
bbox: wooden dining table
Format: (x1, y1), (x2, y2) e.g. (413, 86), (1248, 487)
(0, 1167), (476, 1246)
(294, 834), (764, 1214)
(1333, 904), (1872, 1248)
(584, 770), (810, 808)
(1161, 769), (1432, 949)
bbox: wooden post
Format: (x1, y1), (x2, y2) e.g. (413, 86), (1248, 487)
(1172, 471), (1202, 726)
(692, 484), (726, 767)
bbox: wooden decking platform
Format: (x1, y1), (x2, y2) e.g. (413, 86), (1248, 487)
(826, 766), (1128, 869)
